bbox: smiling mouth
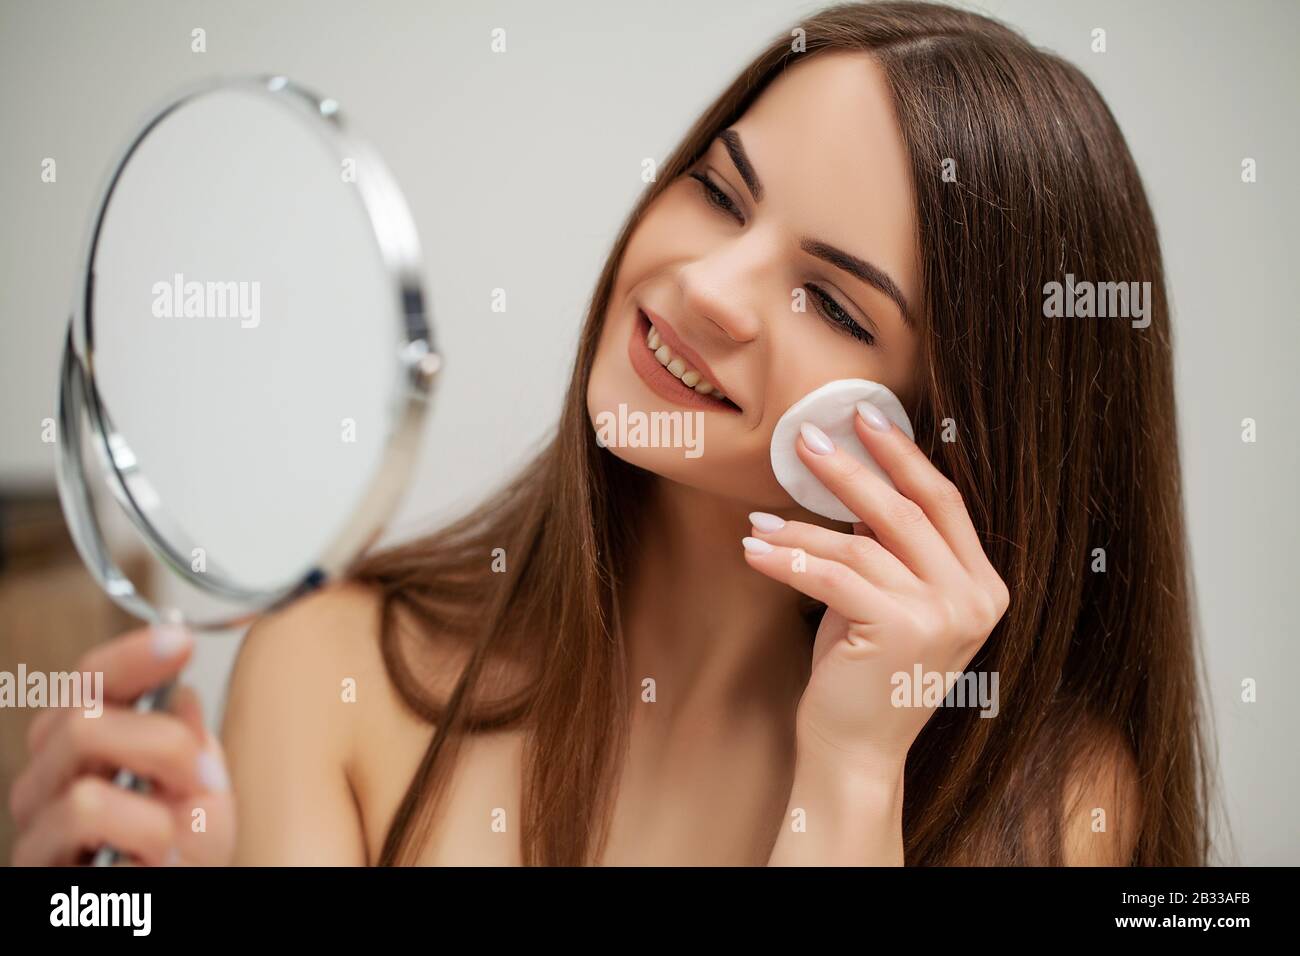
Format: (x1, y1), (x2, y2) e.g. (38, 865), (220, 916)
(627, 308), (741, 414)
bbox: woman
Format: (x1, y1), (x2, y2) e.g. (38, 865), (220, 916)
(9, 1), (1212, 866)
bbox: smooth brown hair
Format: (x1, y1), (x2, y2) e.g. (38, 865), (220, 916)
(352, 0), (1214, 865)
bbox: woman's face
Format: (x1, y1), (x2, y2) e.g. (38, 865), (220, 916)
(587, 52), (921, 516)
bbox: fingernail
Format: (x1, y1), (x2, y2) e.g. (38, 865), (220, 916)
(748, 511), (786, 533)
(165, 846), (181, 866)
(799, 421), (835, 455)
(856, 400), (891, 432)
(151, 623), (192, 658)
(742, 536), (774, 554)
(197, 747), (230, 792)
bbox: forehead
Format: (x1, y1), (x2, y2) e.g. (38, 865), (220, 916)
(722, 52), (918, 305)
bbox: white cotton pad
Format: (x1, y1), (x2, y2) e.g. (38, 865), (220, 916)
(769, 379), (914, 522)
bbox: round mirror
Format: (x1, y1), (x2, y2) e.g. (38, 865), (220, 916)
(57, 75), (439, 631)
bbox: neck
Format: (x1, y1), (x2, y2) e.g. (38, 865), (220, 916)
(621, 476), (813, 736)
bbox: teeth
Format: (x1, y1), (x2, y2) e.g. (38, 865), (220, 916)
(643, 321), (727, 399)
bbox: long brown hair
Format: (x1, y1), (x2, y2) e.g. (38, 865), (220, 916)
(352, 0), (1215, 865)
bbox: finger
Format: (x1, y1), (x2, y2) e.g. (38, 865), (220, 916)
(9, 725), (116, 828)
(78, 623), (195, 707)
(9, 708), (207, 829)
(740, 536), (892, 624)
(10, 777), (176, 867)
(25, 685), (118, 754)
(794, 423), (966, 585)
(747, 513), (918, 593)
(849, 405), (993, 577)
(26, 708), (63, 755)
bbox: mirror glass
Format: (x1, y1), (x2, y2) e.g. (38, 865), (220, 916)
(85, 85), (405, 599)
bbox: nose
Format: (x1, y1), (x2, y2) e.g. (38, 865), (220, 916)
(677, 230), (776, 344)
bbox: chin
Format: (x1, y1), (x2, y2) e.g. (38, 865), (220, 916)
(585, 376), (788, 512)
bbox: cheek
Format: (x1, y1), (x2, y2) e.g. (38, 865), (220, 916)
(584, 323), (623, 422)
(585, 313), (629, 436)
(762, 319), (915, 425)
(619, 184), (704, 270)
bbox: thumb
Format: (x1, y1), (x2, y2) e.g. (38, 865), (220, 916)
(167, 683), (208, 748)
(168, 683), (232, 796)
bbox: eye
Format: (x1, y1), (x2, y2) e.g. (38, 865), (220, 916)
(689, 170), (744, 223)
(806, 283), (876, 347)
(688, 168), (875, 348)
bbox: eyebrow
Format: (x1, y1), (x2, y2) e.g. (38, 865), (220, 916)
(716, 128), (914, 328)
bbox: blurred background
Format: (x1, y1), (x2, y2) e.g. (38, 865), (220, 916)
(1, 0), (1297, 864)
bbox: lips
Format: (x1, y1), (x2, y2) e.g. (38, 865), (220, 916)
(640, 307), (733, 398)
(627, 307), (741, 414)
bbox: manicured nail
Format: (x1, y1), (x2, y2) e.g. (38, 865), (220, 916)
(748, 511), (786, 533)
(799, 421), (835, 455)
(741, 536), (774, 554)
(197, 747), (230, 792)
(151, 623), (192, 658)
(855, 400), (891, 432)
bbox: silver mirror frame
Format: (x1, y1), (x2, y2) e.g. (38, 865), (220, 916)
(55, 74), (441, 630)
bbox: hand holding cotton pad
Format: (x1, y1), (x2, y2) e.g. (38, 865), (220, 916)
(769, 379), (914, 522)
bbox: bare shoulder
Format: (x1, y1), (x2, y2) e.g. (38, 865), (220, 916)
(1060, 719), (1142, 866)
(224, 579), (529, 864)
(220, 580), (435, 863)
(224, 580), (391, 752)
